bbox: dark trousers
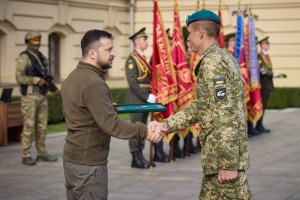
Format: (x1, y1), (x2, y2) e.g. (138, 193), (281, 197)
(257, 88), (272, 127)
(64, 161), (108, 200)
(129, 112), (148, 152)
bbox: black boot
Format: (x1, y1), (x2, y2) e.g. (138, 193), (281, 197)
(173, 137), (184, 158)
(248, 120), (262, 137)
(131, 151), (149, 169)
(256, 117), (270, 133)
(184, 133), (197, 154)
(138, 151), (156, 167)
(153, 145), (169, 162)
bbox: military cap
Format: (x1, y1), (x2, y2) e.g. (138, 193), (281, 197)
(225, 33), (235, 42)
(186, 10), (221, 27)
(166, 28), (172, 39)
(129, 27), (148, 40)
(257, 36), (269, 45)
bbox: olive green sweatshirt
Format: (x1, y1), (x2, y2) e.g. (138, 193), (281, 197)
(61, 61), (148, 166)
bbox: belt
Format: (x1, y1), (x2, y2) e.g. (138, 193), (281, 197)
(205, 173), (218, 178)
(139, 84), (151, 88)
(27, 85), (40, 95)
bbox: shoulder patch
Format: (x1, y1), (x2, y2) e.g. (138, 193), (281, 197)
(213, 77), (227, 101)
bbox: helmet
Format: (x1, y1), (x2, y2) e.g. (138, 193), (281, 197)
(24, 31), (41, 44)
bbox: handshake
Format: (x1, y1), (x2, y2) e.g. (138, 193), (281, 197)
(145, 121), (168, 143)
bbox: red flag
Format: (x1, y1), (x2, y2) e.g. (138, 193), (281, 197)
(152, 0), (178, 142)
(172, 1), (193, 111)
(171, 0), (194, 138)
(188, 0), (203, 137)
(218, 5), (225, 49)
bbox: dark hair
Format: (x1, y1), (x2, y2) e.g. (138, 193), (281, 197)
(192, 21), (220, 39)
(81, 29), (112, 57)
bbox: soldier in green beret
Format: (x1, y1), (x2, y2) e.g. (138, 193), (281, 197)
(149, 9), (251, 199)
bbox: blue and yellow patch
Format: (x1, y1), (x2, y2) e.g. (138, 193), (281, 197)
(213, 77), (227, 101)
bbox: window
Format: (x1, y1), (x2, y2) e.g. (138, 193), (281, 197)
(48, 33), (60, 81)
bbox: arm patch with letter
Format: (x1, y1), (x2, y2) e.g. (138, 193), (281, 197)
(213, 77), (227, 101)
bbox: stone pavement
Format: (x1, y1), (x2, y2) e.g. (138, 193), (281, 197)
(0, 109), (300, 200)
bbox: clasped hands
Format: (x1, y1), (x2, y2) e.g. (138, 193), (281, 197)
(146, 121), (168, 143)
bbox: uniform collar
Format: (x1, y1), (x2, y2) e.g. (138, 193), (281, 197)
(194, 42), (219, 76)
(134, 49), (144, 57)
(77, 61), (108, 78)
(262, 50), (268, 55)
(199, 42), (219, 62)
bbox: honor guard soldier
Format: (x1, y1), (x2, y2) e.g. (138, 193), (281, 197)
(256, 36), (287, 133)
(224, 33), (261, 138)
(16, 31), (59, 165)
(224, 33), (235, 56)
(125, 27), (169, 169)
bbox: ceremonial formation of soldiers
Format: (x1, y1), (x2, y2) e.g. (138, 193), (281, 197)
(15, 26), (284, 168)
(12, 0), (287, 197)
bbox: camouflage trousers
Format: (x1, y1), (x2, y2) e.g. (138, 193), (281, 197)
(199, 171), (251, 200)
(20, 93), (48, 158)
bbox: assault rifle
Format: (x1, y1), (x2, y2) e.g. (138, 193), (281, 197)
(34, 66), (59, 93)
(22, 50), (60, 93)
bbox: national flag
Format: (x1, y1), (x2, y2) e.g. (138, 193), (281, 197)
(246, 16), (263, 123)
(235, 13), (250, 105)
(152, 0), (178, 142)
(171, 0), (194, 138)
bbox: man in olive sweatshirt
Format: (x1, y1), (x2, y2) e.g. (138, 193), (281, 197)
(61, 29), (165, 200)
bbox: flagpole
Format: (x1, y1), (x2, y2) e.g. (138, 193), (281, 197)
(129, 0), (135, 52)
(149, 0), (157, 169)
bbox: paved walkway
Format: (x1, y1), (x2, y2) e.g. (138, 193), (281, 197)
(0, 109), (300, 200)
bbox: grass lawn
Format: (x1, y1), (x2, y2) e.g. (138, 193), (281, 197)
(47, 114), (130, 134)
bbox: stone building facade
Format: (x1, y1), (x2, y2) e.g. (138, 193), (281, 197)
(0, 0), (299, 96)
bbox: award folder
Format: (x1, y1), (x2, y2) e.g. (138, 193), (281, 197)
(115, 103), (166, 114)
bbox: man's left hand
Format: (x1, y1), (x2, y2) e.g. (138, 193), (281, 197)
(218, 169), (238, 184)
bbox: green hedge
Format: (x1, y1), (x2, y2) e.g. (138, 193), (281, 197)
(47, 95), (64, 124)
(110, 88), (128, 104)
(11, 94), (64, 124)
(11, 87), (299, 124)
(268, 87), (300, 109)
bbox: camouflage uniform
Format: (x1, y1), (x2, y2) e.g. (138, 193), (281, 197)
(165, 43), (251, 199)
(16, 50), (49, 158)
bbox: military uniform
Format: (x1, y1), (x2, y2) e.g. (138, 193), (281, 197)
(166, 42), (251, 199)
(16, 31), (57, 165)
(164, 10), (251, 198)
(255, 36), (285, 133)
(125, 50), (151, 153)
(125, 28), (155, 168)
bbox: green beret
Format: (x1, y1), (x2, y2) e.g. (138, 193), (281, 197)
(186, 10), (221, 27)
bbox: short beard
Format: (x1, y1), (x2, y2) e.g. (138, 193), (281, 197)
(98, 60), (112, 69)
